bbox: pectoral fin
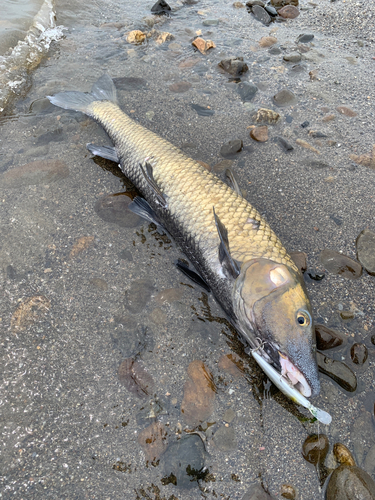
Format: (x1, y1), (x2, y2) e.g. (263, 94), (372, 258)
(213, 207), (240, 279)
(87, 143), (119, 162)
(128, 196), (162, 227)
(139, 161), (168, 208)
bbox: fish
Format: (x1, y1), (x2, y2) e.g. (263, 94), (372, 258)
(47, 74), (322, 403)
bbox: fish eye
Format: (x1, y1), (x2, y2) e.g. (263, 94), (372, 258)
(297, 310), (311, 326)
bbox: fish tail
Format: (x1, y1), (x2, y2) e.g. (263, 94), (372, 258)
(47, 74), (117, 114)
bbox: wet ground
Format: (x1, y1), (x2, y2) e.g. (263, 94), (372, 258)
(0, 0), (375, 499)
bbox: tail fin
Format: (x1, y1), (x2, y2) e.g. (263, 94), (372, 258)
(47, 74), (117, 114)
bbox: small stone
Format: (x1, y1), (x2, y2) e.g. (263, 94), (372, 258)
(356, 229), (375, 275)
(220, 139), (243, 158)
(178, 56), (200, 69)
(309, 69), (319, 81)
(333, 443), (356, 466)
(290, 251), (307, 273)
(283, 52), (301, 63)
(251, 5), (272, 24)
(1, 160), (69, 188)
(149, 308), (167, 325)
(70, 236), (95, 259)
(350, 343), (368, 365)
(237, 82), (258, 101)
(126, 30), (146, 44)
(296, 139), (320, 154)
(192, 37), (215, 54)
(315, 324), (346, 351)
(250, 126), (268, 142)
(350, 145), (375, 170)
(259, 36), (277, 47)
(119, 249), (133, 261)
(89, 278), (108, 291)
(218, 57), (249, 76)
(191, 103), (214, 116)
(351, 412), (374, 465)
(265, 5), (277, 15)
(151, 0), (171, 14)
(317, 352), (357, 392)
(275, 136), (294, 152)
(213, 426), (237, 451)
(319, 249), (362, 279)
(280, 484), (296, 500)
(278, 5), (300, 18)
(364, 444), (375, 477)
(113, 76), (147, 91)
(309, 130), (327, 138)
(181, 360), (216, 426)
(302, 434), (329, 466)
(94, 193), (141, 228)
(138, 422), (168, 462)
(168, 42), (181, 51)
(223, 408), (236, 423)
(336, 106), (357, 117)
(252, 108), (280, 124)
(155, 31), (174, 44)
(163, 435), (206, 488)
(100, 21), (125, 29)
(124, 279), (154, 314)
(322, 114), (335, 122)
(340, 310), (354, 321)
(202, 19), (219, 26)
(233, 1), (246, 7)
(326, 465), (375, 500)
(169, 81), (192, 93)
(273, 89), (297, 107)
(297, 34), (314, 43)
(11, 295), (50, 332)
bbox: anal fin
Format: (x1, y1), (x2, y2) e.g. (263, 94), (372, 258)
(87, 143), (119, 163)
(176, 259), (210, 292)
(129, 196), (162, 228)
(213, 207), (240, 279)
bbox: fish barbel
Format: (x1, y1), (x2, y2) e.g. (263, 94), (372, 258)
(48, 75), (322, 404)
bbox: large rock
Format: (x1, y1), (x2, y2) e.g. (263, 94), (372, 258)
(326, 465), (375, 500)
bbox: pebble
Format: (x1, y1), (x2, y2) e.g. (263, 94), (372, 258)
(151, 0), (171, 14)
(169, 81), (192, 93)
(94, 193), (141, 228)
(271, 0), (298, 6)
(259, 36), (277, 47)
(111, 319), (146, 358)
(273, 89), (297, 107)
(218, 353), (245, 377)
(178, 56), (200, 69)
(317, 352), (357, 392)
(252, 108), (280, 123)
(237, 81), (258, 101)
(296, 139), (320, 154)
(315, 324), (346, 350)
(191, 103), (215, 116)
(275, 136), (294, 152)
(155, 31), (174, 44)
(218, 57), (249, 76)
(163, 435), (206, 488)
(283, 52), (301, 63)
(1, 160), (69, 188)
(180, 360), (216, 426)
(340, 310), (354, 320)
(118, 358), (154, 397)
(202, 19), (219, 26)
(350, 343), (368, 365)
(326, 465), (375, 500)
(356, 229), (375, 275)
(319, 249), (362, 279)
(297, 34), (314, 43)
(364, 445), (375, 477)
(336, 106), (357, 117)
(213, 426), (237, 451)
(278, 5), (300, 18)
(11, 295), (50, 332)
(280, 484), (296, 500)
(124, 278), (154, 314)
(223, 408), (236, 423)
(138, 422), (168, 462)
(333, 443), (356, 467)
(250, 126), (268, 142)
(251, 5), (272, 25)
(289, 251), (307, 273)
(269, 46), (282, 54)
(69, 236), (94, 259)
(233, 2), (246, 7)
(126, 30), (146, 44)
(302, 434), (329, 466)
(323, 114), (335, 122)
(192, 37), (216, 54)
(264, 5), (277, 16)
(220, 139), (243, 157)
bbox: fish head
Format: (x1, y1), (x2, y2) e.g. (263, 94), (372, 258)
(233, 258), (320, 398)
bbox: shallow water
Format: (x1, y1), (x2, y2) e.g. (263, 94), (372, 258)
(1, 0), (375, 499)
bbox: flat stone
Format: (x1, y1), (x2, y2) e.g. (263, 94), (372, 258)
(320, 249), (362, 279)
(246, 0), (265, 7)
(315, 324), (347, 350)
(275, 136), (294, 151)
(290, 251), (307, 273)
(149, 307), (167, 325)
(273, 88), (297, 106)
(213, 426), (237, 451)
(118, 359), (154, 397)
(218, 57), (249, 76)
(191, 103), (215, 116)
(155, 287), (184, 304)
(169, 81), (192, 93)
(259, 36), (277, 47)
(138, 422), (168, 462)
(269, 46), (282, 55)
(220, 139), (243, 157)
(163, 435), (206, 488)
(356, 229), (375, 275)
(113, 76), (147, 91)
(251, 5), (271, 24)
(124, 278), (154, 314)
(323, 114), (335, 122)
(111, 319), (146, 358)
(283, 52), (301, 63)
(237, 81), (258, 101)
(94, 193), (141, 228)
(364, 444), (375, 477)
(297, 34), (314, 43)
(89, 278), (108, 291)
(192, 37), (215, 54)
(218, 353), (245, 377)
(250, 125), (268, 142)
(350, 343), (368, 365)
(336, 106), (357, 117)
(278, 5), (300, 18)
(317, 352), (357, 392)
(223, 408), (236, 423)
(302, 434), (329, 466)
(1, 160), (69, 188)
(264, 5), (277, 15)
(326, 465), (375, 500)
(351, 411), (374, 465)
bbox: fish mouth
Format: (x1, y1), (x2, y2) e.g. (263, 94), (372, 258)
(279, 352), (312, 397)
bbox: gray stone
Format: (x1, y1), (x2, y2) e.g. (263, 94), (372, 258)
(238, 82), (258, 101)
(326, 465), (375, 500)
(223, 408), (236, 423)
(251, 5), (271, 25)
(220, 139), (243, 157)
(317, 352), (357, 392)
(273, 89), (297, 107)
(124, 279), (154, 314)
(163, 435), (206, 488)
(283, 52), (302, 63)
(356, 229), (375, 275)
(241, 484), (278, 500)
(297, 34), (314, 43)
(320, 249), (362, 279)
(213, 426), (237, 451)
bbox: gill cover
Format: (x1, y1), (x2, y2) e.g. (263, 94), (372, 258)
(233, 258), (320, 397)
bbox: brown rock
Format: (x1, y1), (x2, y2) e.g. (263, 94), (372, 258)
(11, 295), (50, 332)
(126, 30), (146, 44)
(319, 249), (362, 279)
(218, 353), (245, 378)
(233, 1), (245, 7)
(290, 251), (307, 273)
(278, 5), (300, 18)
(271, 0), (298, 6)
(333, 443), (356, 466)
(309, 69), (319, 81)
(259, 36), (277, 47)
(322, 114), (335, 122)
(69, 236), (95, 259)
(192, 37), (216, 54)
(155, 32), (174, 44)
(1, 160), (69, 188)
(181, 360), (216, 426)
(169, 81), (192, 93)
(302, 434), (329, 466)
(315, 324), (347, 351)
(350, 145), (375, 169)
(138, 422), (168, 462)
(336, 106), (357, 117)
(250, 126), (268, 142)
(280, 484), (296, 500)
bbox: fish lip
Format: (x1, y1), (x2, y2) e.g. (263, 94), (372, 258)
(279, 351), (312, 398)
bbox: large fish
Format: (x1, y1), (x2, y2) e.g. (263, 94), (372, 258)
(48, 75), (321, 401)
